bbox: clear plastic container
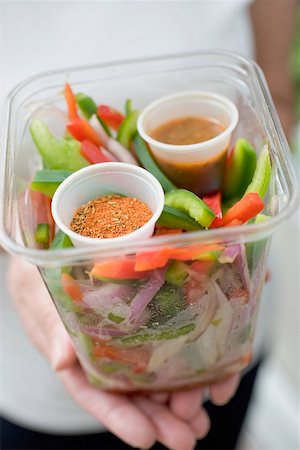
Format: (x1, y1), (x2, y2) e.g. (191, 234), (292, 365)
(0, 51), (299, 392)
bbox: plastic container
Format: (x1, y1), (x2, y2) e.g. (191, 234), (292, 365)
(137, 91), (239, 195)
(0, 51), (299, 392)
(51, 162), (164, 247)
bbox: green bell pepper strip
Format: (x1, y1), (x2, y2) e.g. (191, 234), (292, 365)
(50, 230), (73, 249)
(34, 223), (50, 246)
(244, 143), (271, 199)
(75, 93), (112, 137)
(117, 110), (140, 149)
(165, 261), (189, 286)
(133, 134), (177, 191)
(125, 99), (133, 115)
(107, 312), (125, 324)
(30, 119), (89, 171)
(157, 205), (203, 231)
(164, 189), (215, 228)
(118, 323), (195, 345)
(31, 170), (73, 198)
(223, 138), (257, 199)
(246, 214), (270, 271)
(150, 283), (184, 321)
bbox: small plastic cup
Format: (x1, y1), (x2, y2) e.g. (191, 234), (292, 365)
(137, 91), (239, 195)
(51, 162), (164, 247)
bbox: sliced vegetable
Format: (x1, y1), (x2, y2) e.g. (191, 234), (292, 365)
(30, 190), (55, 244)
(80, 139), (112, 164)
(222, 192), (264, 226)
(133, 134), (176, 191)
(246, 214), (270, 271)
(125, 99), (133, 115)
(166, 261), (188, 286)
(164, 189), (215, 228)
(154, 227), (183, 236)
(157, 205), (203, 231)
(202, 191), (223, 228)
(76, 93), (112, 136)
(128, 269), (165, 327)
(150, 283), (185, 322)
(135, 244), (223, 271)
(107, 312), (125, 324)
(117, 110), (139, 148)
(106, 138), (139, 165)
(118, 324), (195, 345)
(91, 258), (149, 280)
(245, 143), (271, 198)
(31, 169), (73, 198)
(223, 139), (257, 199)
(93, 342), (149, 373)
(34, 223), (50, 247)
(189, 260), (215, 275)
(50, 230), (73, 249)
(30, 119), (89, 171)
(67, 117), (104, 147)
(64, 82), (79, 120)
(98, 105), (125, 131)
(61, 273), (83, 302)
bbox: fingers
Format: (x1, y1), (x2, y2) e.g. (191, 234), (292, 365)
(190, 408), (210, 440)
(134, 395), (196, 450)
(59, 364), (156, 449)
(209, 374), (240, 405)
(169, 388), (203, 421)
(150, 392), (169, 404)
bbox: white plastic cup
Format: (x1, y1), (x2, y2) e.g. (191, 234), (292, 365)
(51, 162), (164, 248)
(137, 91), (239, 195)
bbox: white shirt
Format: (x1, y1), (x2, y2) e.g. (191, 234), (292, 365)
(1, 0), (280, 434)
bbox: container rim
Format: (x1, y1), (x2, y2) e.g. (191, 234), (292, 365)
(0, 50), (299, 266)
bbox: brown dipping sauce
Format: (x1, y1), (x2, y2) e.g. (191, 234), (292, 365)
(150, 116), (224, 145)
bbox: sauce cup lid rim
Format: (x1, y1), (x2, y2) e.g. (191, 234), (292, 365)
(137, 90), (239, 153)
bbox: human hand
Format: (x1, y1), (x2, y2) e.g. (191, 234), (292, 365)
(8, 257), (240, 450)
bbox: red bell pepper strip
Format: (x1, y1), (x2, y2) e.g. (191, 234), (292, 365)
(91, 258), (149, 280)
(61, 273), (83, 302)
(224, 219), (243, 227)
(189, 260), (216, 275)
(97, 105), (125, 131)
(67, 118), (104, 147)
(154, 227), (183, 236)
(64, 83), (79, 121)
(202, 192), (223, 228)
(30, 189), (55, 244)
(135, 244), (223, 271)
(80, 139), (112, 164)
(222, 193), (264, 226)
(92, 341), (149, 373)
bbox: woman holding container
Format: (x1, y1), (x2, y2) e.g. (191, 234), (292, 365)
(0, 1), (297, 449)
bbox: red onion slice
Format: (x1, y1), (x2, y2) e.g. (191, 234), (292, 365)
(218, 245), (239, 264)
(89, 114), (110, 145)
(106, 138), (139, 166)
(128, 269), (166, 328)
(234, 243), (250, 291)
(83, 284), (133, 309)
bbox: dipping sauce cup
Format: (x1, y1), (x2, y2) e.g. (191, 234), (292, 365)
(137, 91), (239, 196)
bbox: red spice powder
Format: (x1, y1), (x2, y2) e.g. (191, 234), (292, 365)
(70, 195), (152, 239)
